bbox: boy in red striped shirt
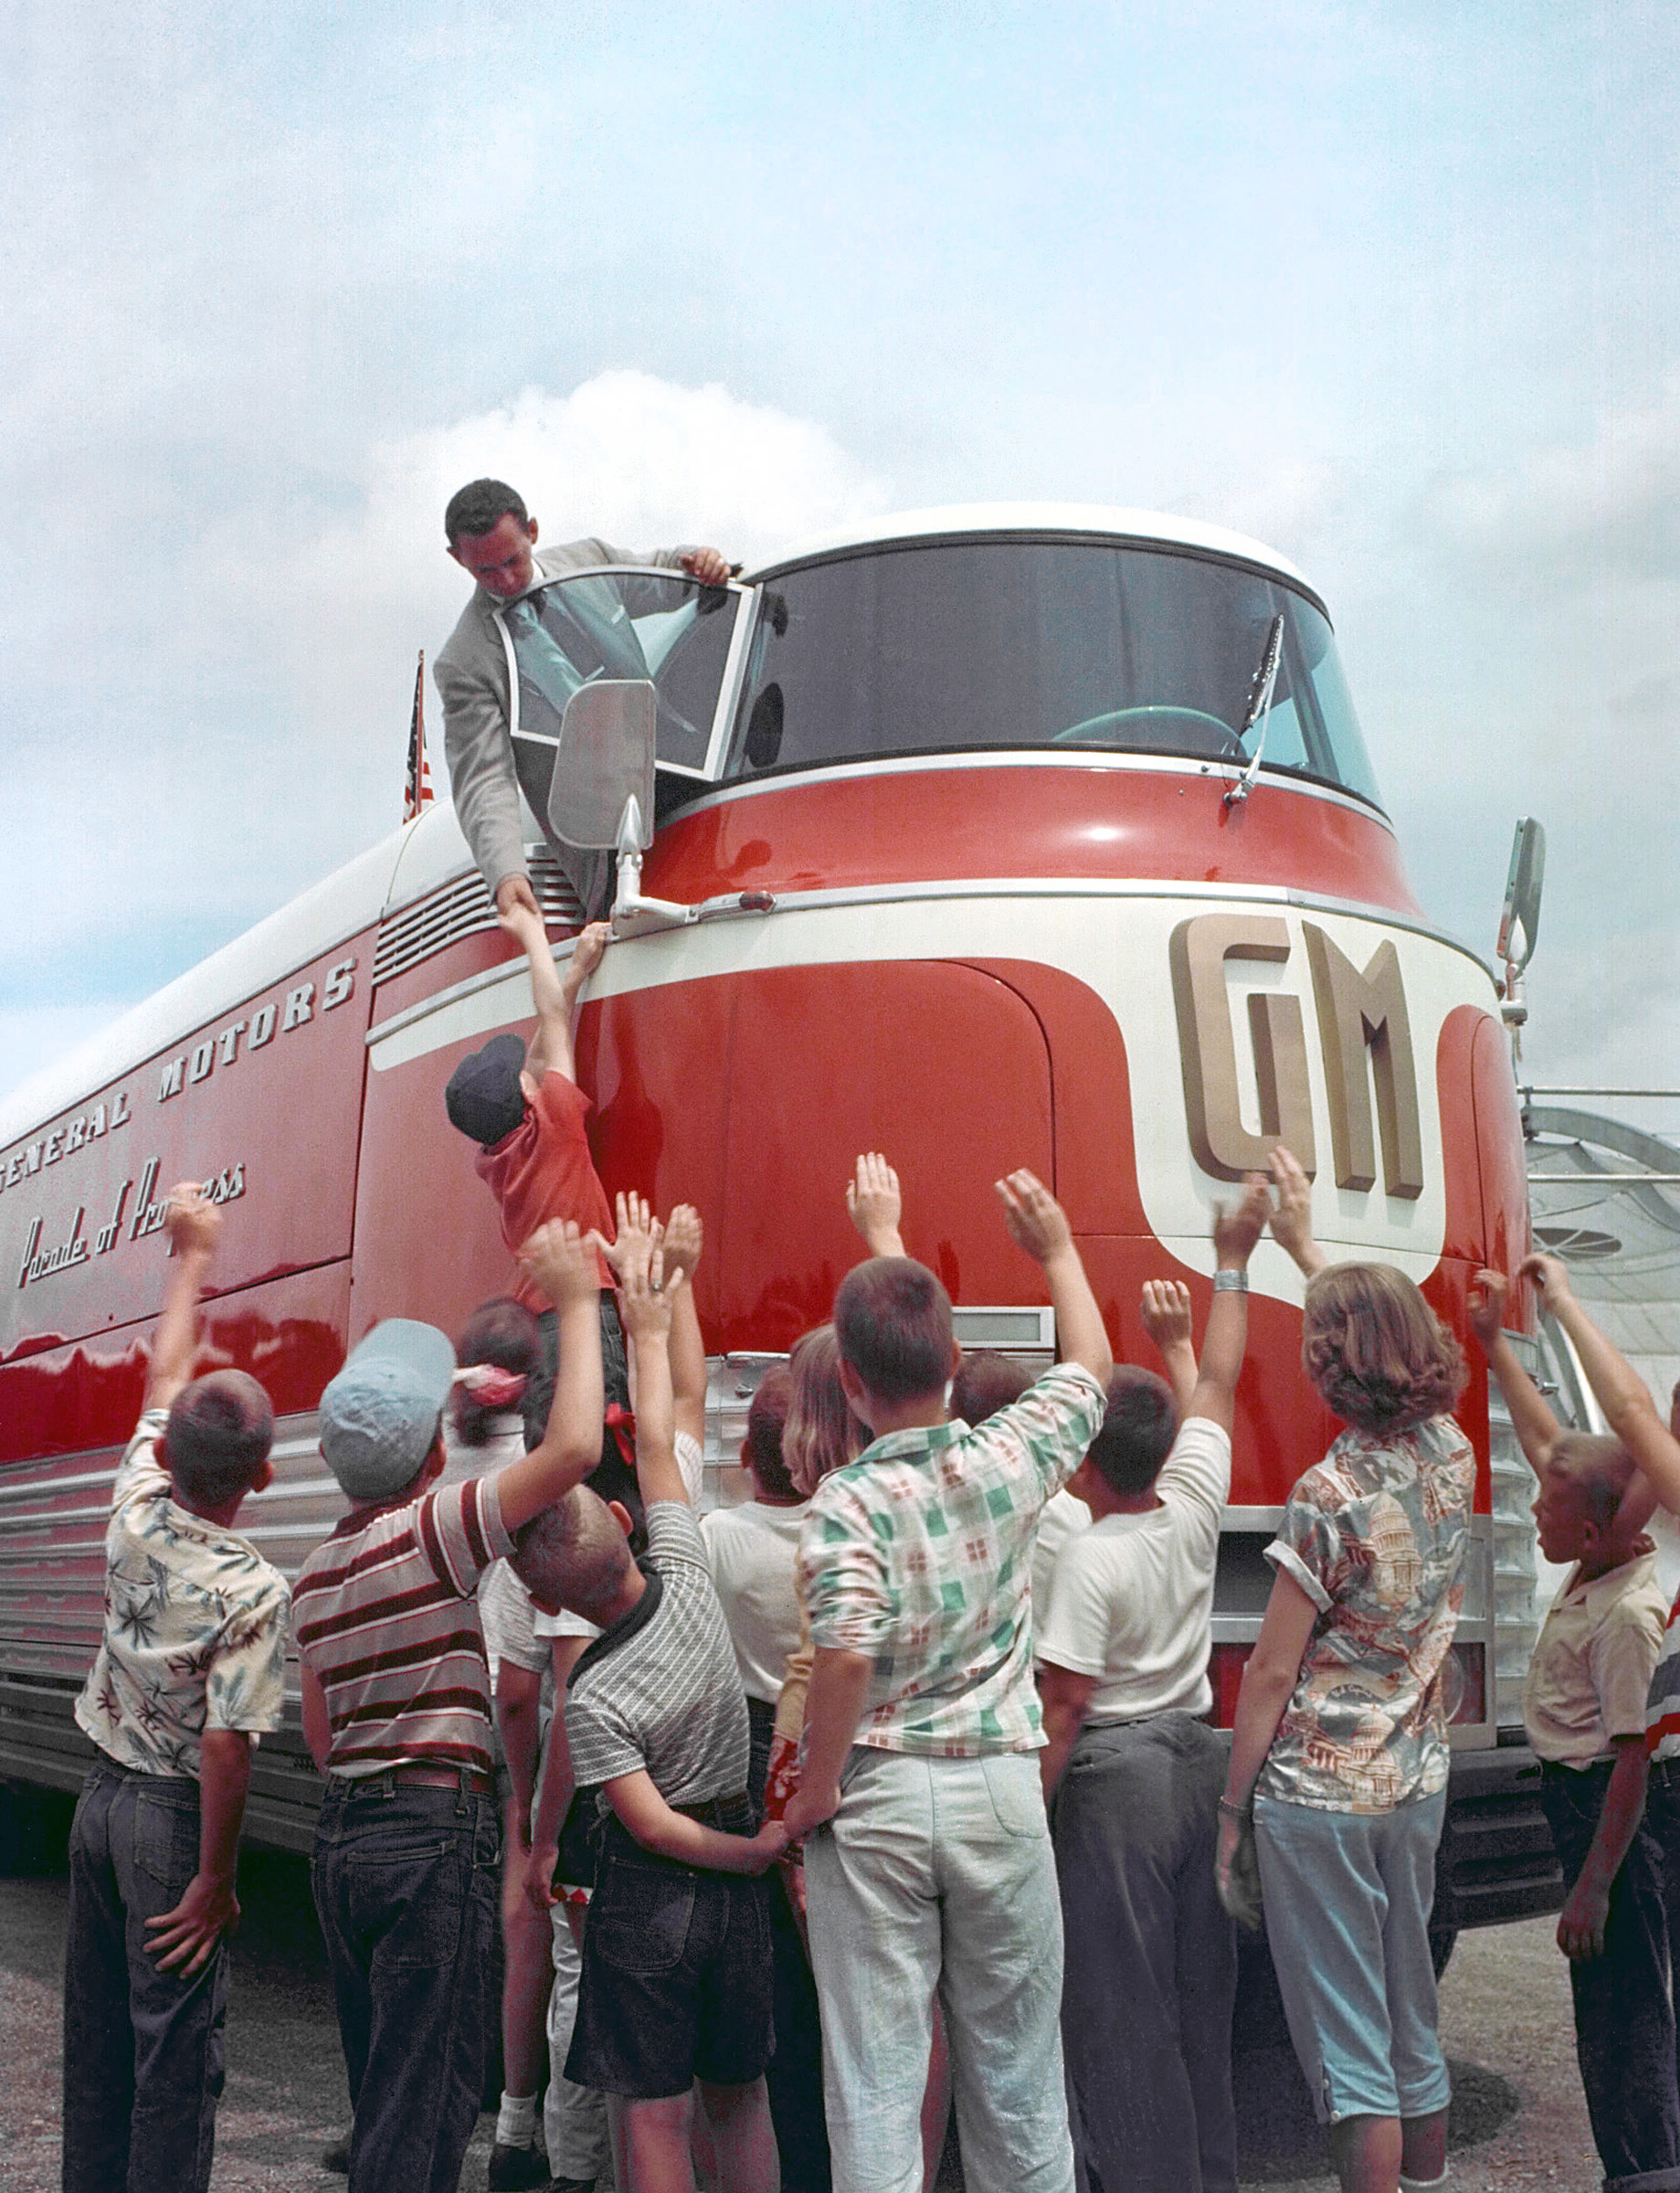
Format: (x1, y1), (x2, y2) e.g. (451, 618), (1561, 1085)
(293, 1219), (604, 2193)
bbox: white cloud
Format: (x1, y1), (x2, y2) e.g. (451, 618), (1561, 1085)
(0, 373), (892, 1106)
(220, 370), (893, 775)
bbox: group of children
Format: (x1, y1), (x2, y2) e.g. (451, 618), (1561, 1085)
(58, 895), (1680, 2193)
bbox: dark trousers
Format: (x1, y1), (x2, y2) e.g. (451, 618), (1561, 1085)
(1540, 1758), (1680, 2192)
(1051, 1712), (1238, 2193)
(311, 1776), (500, 2193)
(62, 1756), (227, 2193)
(747, 1696), (832, 2191)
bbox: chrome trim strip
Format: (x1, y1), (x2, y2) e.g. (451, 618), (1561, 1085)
(367, 876), (1497, 1054)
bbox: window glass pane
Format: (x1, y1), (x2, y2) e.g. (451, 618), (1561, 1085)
(724, 540), (1381, 808)
(505, 572), (737, 784)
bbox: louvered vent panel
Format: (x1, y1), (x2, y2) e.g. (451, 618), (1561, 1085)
(373, 850), (586, 987)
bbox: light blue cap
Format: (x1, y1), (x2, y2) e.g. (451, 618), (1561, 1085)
(320, 1319), (456, 1499)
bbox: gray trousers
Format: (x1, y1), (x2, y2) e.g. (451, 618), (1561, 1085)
(1051, 1713), (1238, 2193)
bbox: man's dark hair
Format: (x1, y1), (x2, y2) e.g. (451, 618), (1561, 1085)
(950, 1349), (1030, 1428)
(743, 1364), (798, 1500)
(1083, 1367), (1178, 1498)
(444, 478), (528, 547)
(833, 1257), (954, 1404)
(164, 1370), (275, 1508)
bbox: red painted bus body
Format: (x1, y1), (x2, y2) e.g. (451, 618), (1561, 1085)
(0, 506), (1556, 1925)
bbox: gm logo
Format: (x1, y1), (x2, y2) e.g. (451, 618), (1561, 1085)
(1168, 914), (1424, 1199)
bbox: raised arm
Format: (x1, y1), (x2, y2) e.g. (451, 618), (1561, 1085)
(501, 906), (608, 1086)
(495, 1221), (607, 1532)
(1467, 1267), (1559, 1479)
(995, 1170), (1113, 1387)
(1138, 1281), (1198, 1416)
(1183, 1182), (1270, 1434)
(1522, 1254), (1680, 1515)
(605, 1195), (690, 1510)
(1266, 1145), (1328, 1278)
(146, 1186), (222, 1413)
(661, 1203), (709, 1453)
(847, 1152), (906, 1259)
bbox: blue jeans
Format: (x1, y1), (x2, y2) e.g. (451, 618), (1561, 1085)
(311, 1775), (500, 2193)
(1541, 1760), (1680, 2192)
(62, 1756), (227, 2193)
(804, 1748), (1074, 2193)
(1051, 1713), (1237, 2193)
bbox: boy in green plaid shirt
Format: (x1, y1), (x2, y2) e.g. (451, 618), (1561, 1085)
(783, 1168), (1112, 2193)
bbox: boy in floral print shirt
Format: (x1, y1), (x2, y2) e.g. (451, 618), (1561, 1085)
(63, 1185), (290, 2193)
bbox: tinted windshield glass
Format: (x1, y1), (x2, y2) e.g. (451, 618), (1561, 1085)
(504, 570), (738, 783)
(724, 539), (1381, 807)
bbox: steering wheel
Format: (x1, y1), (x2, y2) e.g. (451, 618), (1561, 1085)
(1049, 705), (1242, 758)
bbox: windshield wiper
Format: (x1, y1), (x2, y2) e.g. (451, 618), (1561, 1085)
(1225, 611), (1285, 808)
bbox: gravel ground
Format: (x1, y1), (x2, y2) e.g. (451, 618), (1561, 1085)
(3, 1835), (1603, 2192)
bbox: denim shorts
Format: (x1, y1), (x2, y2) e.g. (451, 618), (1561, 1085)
(1254, 1788), (1451, 2125)
(567, 1810), (775, 2098)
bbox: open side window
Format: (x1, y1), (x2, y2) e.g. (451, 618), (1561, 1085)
(496, 568), (752, 828)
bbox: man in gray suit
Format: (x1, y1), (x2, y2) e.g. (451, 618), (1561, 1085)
(435, 477), (730, 922)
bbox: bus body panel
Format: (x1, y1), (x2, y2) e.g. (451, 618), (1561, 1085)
(0, 513), (1553, 1920)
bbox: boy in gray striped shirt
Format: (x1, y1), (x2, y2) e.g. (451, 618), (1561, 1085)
(512, 1196), (787, 2193)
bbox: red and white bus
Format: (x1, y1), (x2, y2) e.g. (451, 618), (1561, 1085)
(0, 503), (1559, 1935)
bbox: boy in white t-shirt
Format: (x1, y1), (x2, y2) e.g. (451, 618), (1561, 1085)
(1037, 1239), (1262, 2193)
(701, 1364), (806, 1807)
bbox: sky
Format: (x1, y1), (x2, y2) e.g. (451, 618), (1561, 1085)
(4, 0), (1677, 1122)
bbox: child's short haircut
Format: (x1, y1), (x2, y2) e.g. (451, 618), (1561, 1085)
(1302, 1264), (1467, 1436)
(1083, 1367), (1178, 1496)
(452, 1297), (543, 1450)
(1547, 1433), (1635, 1530)
(744, 1365), (798, 1501)
(951, 1350), (1031, 1428)
(834, 1256), (955, 1405)
(784, 1326), (867, 1496)
(512, 1486), (634, 1627)
(164, 1370), (275, 1508)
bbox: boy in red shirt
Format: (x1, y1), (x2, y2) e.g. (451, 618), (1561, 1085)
(447, 907), (630, 1441)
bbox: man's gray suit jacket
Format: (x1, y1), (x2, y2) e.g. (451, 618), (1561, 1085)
(433, 536), (686, 901)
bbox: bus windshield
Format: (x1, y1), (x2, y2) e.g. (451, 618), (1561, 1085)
(724, 537), (1382, 808)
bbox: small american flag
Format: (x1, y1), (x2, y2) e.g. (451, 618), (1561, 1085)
(403, 650), (434, 822)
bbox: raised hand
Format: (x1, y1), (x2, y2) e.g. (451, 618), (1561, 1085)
(1265, 1146), (1326, 1277)
(661, 1203), (703, 1290)
(1139, 1280), (1194, 1355)
(1466, 1268), (1510, 1352)
(163, 1183), (220, 1260)
(1518, 1252), (1577, 1319)
(846, 1152), (904, 1256)
(515, 1219), (597, 1310)
(995, 1169), (1073, 1266)
(1212, 1178), (1271, 1269)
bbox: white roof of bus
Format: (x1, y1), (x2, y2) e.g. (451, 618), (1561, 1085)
(746, 503), (1315, 595)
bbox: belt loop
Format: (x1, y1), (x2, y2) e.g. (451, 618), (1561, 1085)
(456, 1764), (471, 1816)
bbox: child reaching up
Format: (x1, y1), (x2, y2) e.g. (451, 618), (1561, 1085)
(785, 1166), (1114, 2193)
(512, 1195), (786, 2193)
(446, 907), (627, 1431)
(63, 1187), (289, 2193)
(1467, 1265), (1677, 2192)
